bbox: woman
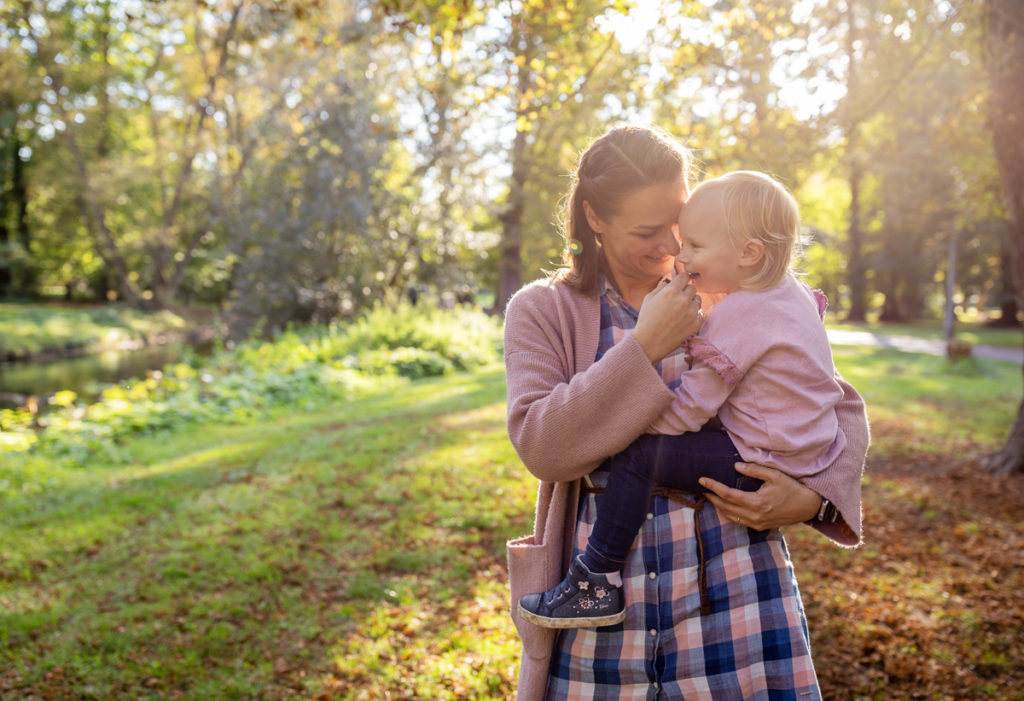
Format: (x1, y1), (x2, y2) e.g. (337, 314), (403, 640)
(504, 125), (869, 699)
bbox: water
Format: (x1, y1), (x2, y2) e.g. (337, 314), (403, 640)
(0, 342), (210, 410)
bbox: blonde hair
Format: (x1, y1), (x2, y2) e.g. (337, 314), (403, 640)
(554, 125), (691, 296)
(688, 170), (800, 291)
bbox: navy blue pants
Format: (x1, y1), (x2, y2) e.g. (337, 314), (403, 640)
(583, 424), (763, 573)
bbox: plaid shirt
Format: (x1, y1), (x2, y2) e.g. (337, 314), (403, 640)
(544, 278), (821, 700)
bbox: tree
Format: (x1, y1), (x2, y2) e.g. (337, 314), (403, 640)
(491, 0), (641, 313)
(0, 31), (36, 298)
(983, 0), (1024, 475)
(373, 0), (497, 301)
(13, 0), (323, 308)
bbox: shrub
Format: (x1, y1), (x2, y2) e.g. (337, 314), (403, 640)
(0, 303), (503, 487)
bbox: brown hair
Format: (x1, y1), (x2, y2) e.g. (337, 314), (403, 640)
(688, 170), (800, 291)
(554, 125), (691, 296)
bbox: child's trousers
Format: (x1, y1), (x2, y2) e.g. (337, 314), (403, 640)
(585, 424), (762, 572)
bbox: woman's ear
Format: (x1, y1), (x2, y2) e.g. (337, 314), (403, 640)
(582, 200), (604, 233)
(738, 239), (765, 268)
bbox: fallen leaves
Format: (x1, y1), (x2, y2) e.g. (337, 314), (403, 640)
(789, 454), (1024, 700)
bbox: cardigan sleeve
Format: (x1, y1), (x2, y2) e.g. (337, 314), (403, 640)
(504, 282), (675, 484)
(799, 373), (870, 546)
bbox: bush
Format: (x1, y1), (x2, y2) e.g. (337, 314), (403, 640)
(354, 347), (455, 379)
(0, 303), (503, 490)
(332, 302), (502, 371)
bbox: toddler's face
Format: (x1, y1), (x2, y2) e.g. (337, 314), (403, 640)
(676, 196), (745, 295)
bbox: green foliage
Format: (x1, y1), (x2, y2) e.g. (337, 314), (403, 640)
(0, 304), (503, 491)
(335, 302), (502, 374)
(0, 303), (188, 359)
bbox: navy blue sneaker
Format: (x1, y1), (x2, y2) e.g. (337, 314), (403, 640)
(518, 556), (625, 629)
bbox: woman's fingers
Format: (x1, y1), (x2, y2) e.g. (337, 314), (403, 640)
(634, 273), (702, 362)
(700, 475), (762, 527)
(703, 463), (822, 530)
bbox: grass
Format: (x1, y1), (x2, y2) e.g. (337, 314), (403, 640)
(1, 366), (530, 698)
(829, 345), (1022, 457)
(2, 349), (1022, 698)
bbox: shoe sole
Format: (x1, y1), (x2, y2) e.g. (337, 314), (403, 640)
(517, 601), (626, 629)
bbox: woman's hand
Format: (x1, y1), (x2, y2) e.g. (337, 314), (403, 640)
(700, 462), (821, 530)
(632, 274), (703, 364)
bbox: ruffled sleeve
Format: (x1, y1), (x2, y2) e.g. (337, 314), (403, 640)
(685, 337), (744, 385)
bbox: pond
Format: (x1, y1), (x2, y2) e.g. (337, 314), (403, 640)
(0, 342), (211, 410)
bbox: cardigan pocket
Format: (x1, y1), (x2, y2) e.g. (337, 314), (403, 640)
(507, 533), (557, 661)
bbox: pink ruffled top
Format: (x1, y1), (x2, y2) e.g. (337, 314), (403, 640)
(649, 273), (846, 480)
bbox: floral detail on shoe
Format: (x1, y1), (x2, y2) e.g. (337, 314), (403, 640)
(518, 556), (625, 629)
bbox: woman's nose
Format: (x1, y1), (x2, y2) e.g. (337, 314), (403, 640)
(657, 228), (681, 256)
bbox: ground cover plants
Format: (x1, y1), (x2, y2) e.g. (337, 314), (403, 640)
(0, 303), (191, 360)
(1, 310), (1022, 699)
(0, 303), (503, 467)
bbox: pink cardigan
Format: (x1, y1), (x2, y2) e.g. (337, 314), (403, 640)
(504, 276), (870, 701)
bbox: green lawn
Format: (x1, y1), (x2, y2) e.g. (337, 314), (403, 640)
(2, 350), (1022, 698)
(830, 345), (1022, 457)
(1, 366), (529, 698)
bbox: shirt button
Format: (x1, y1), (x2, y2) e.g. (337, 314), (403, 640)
(648, 572), (657, 580)
(646, 512), (654, 520)
(649, 628), (658, 637)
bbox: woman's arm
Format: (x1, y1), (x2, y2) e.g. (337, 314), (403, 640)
(505, 288), (672, 483)
(505, 277), (703, 483)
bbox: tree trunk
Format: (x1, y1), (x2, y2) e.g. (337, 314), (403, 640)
(990, 245), (1021, 327)
(846, 158), (867, 321)
(496, 123), (526, 315)
(0, 222), (9, 299)
(844, 1), (867, 322)
(12, 125), (32, 295)
(495, 26), (533, 316)
(983, 0), (1024, 475)
(0, 143), (10, 298)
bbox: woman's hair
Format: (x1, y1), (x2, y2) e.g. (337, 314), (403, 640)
(689, 170), (800, 291)
(554, 125), (691, 296)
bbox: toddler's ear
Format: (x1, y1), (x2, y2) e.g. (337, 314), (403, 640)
(739, 239), (765, 268)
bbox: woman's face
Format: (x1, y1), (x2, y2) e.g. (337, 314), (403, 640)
(585, 180), (687, 290)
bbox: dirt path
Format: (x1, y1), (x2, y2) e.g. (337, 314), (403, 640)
(827, 329), (1023, 364)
